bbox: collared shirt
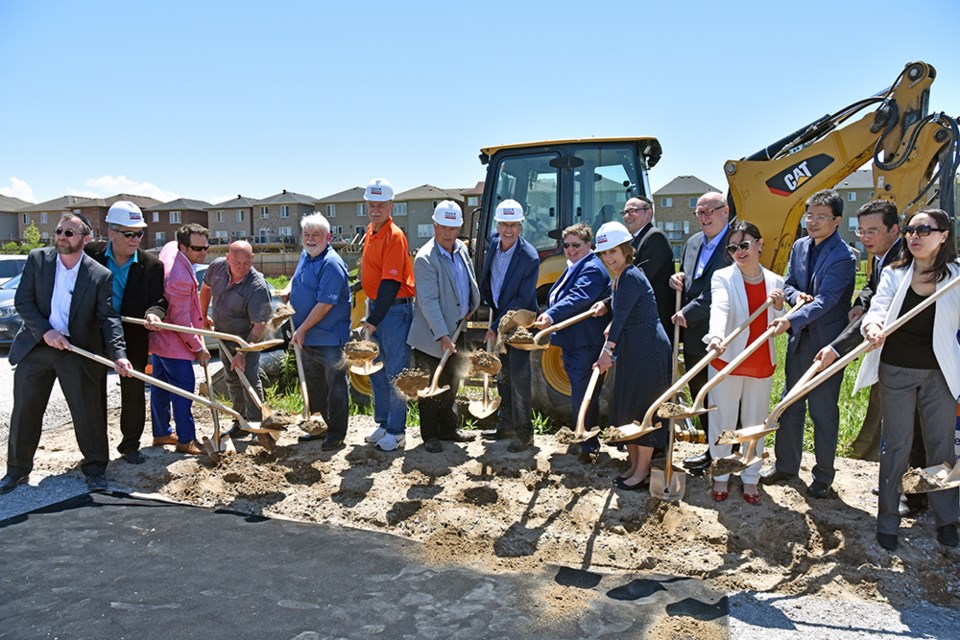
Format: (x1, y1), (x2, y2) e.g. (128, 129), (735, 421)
(360, 217), (416, 299)
(105, 242), (138, 313)
(50, 256), (81, 336)
(548, 251), (591, 309)
(695, 222), (729, 279)
(437, 241), (471, 319)
(203, 258), (273, 337)
(490, 239), (518, 307)
(290, 245), (352, 347)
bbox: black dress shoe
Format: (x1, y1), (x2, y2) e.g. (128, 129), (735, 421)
(616, 476), (649, 491)
(937, 524), (959, 548)
(423, 438), (443, 453)
(507, 435), (533, 452)
(86, 473), (108, 493)
(481, 428), (515, 441)
(686, 459), (712, 478)
(877, 532), (898, 551)
(759, 467), (797, 485)
(320, 436), (345, 452)
(440, 429), (476, 443)
(224, 422), (247, 439)
(120, 449), (145, 465)
(682, 449), (711, 468)
(806, 481), (831, 499)
(0, 473), (29, 494)
(298, 432), (325, 443)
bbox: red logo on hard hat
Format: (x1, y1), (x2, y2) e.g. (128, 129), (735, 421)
(371, 187), (382, 195)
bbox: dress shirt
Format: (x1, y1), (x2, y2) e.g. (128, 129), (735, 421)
(50, 256), (81, 336)
(695, 222), (729, 279)
(548, 252), (590, 309)
(437, 243), (470, 319)
(490, 240), (518, 308)
(105, 242), (137, 313)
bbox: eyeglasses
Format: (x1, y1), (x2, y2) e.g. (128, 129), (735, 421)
(55, 227), (81, 238)
(854, 227), (887, 238)
(563, 242), (583, 249)
(725, 240), (755, 255)
(902, 224), (945, 238)
(189, 244), (210, 252)
(118, 230), (144, 239)
(622, 206), (650, 216)
(694, 204), (726, 218)
(804, 213), (835, 224)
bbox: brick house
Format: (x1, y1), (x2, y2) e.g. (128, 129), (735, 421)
(207, 195), (258, 244)
(1, 195), (32, 242)
(17, 195), (98, 242)
(314, 186), (365, 243)
(253, 190), (316, 244)
(394, 184), (465, 251)
(64, 194), (162, 240)
(143, 198), (212, 250)
(653, 176), (722, 258)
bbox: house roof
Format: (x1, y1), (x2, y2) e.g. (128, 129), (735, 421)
(833, 169), (873, 190)
(460, 181), (485, 196)
(0, 195), (32, 212)
(17, 194), (98, 212)
(315, 187), (365, 204)
(68, 193), (164, 210)
(394, 184), (464, 202)
(653, 175), (721, 196)
(256, 190), (316, 206)
(208, 195), (261, 209)
(145, 198), (212, 211)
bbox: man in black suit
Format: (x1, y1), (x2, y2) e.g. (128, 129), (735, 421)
(623, 196), (674, 340)
(1, 213), (131, 494)
(86, 201), (167, 465)
(670, 192), (732, 471)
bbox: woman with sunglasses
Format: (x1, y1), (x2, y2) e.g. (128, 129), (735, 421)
(704, 221), (785, 504)
(535, 224), (611, 462)
(590, 221), (671, 490)
(855, 208), (960, 551)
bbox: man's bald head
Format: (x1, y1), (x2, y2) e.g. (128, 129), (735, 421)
(226, 240), (255, 281)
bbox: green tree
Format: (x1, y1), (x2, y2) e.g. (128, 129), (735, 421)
(21, 222), (41, 253)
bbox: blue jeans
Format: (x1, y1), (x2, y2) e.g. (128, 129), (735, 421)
(150, 355), (197, 443)
(369, 303), (412, 435)
(301, 345), (349, 440)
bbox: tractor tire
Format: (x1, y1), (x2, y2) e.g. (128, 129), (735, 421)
(530, 345), (614, 428)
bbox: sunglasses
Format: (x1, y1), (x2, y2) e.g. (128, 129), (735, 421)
(902, 224), (944, 238)
(117, 230), (144, 239)
(189, 244), (210, 252)
(725, 239), (755, 255)
(55, 227), (82, 238)
(563, 242), (583, 249)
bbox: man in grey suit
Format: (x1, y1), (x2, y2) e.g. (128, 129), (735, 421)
(1, 213), (131, 494)
(407, 201), (480, 453)
(670, 191), (732, 471)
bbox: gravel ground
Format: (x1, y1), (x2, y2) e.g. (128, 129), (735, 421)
(1, 349), (958, 639)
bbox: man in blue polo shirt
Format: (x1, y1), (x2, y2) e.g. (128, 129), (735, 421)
(289, 213), (352, 451)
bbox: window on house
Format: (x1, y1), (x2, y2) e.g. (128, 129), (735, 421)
(467, 196), (479, 207)
(260, 206), (268, 218)
(357, 203), (367, 217)
(848, 217), (859, 231)
(236, 210), (245, 222)
(155, 231), (166, 245)
(278, 226), (292, 237)
(259, 228), (272, 241)
(354, 225), (365, 236)
(394, 203), (407, 217)
(40, 212), (48, 224)
(217, 211), (224, 223)
(417, 224), (432, 238)
(41, 231), (49, 240)
(331, 225), (343, 235)
(152, 212), (159, 223)
(215, 230), (228, 240)
(169, 211), (182, 224)
(661, 197), (673, 208)
(848, 192), (857, 202)
(689, 197), (697, 208)
(326, 204), (336, 218)
(21, 213), (28, 224)
(280, 205), (290, 218)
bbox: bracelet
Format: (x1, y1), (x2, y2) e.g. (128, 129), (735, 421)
(602, 344), (615, 357)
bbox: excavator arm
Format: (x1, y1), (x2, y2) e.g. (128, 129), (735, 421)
(723, 61), (959, 273)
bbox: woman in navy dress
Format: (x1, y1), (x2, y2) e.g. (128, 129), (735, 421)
(592, 221), (672, 490)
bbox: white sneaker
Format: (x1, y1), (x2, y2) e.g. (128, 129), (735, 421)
(375, 433), (405, 452)
(365, 427), (387, 444)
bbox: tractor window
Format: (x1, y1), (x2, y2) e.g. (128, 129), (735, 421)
(489, 153), (560, 252)
(572, 147), (641, 237)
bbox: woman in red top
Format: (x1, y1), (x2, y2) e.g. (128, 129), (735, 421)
(704, 221), (785, 504)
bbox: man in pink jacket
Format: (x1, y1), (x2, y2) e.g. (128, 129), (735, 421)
(149, 223), (211, 455)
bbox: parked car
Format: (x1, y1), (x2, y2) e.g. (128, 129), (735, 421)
(0, 255), (27, 287)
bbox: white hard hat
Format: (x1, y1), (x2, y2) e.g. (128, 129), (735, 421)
(432, 200), (463, 227)
(594, 221), (632, 252)
(364, 178), (394, 202)
(494, 199), (524, 222)
(106, 200), (147, 228)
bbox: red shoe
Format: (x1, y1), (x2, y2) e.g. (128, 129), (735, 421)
(743, 491), (761, 505)
(711, 489), (729, 502)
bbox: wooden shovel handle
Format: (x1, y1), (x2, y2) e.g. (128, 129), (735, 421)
(217, 339), (264, 410)
(532, 308), (596, 344)
(574, 367), (602, 437)
(123, 316), (249, 347)
(293, 342), (311, 419)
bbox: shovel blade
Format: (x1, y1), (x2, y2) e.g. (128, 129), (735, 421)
(711, 451), (768, 476)
(418, 384), (450, 398)
(716, 424), (778, 445)
(506, 340), (547, 351)
(202, 437), (221, 464)
(220, 436), (237, 453)
(237, 339), (285, 353)
(350, 361), (384, 375)
(571, 427), (601, 443)
(649, 467), (687, 501)
(468, 397), (500, 419)
(256, 432), (277, 452)
(603, 421), (662, 443)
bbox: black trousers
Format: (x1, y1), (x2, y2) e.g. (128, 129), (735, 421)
(9, 345), (108, 477)
(412, 349), (463, 440)
(100, 335), (149, 454)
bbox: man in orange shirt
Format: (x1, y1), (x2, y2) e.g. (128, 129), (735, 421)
(360, 178), (416, 452)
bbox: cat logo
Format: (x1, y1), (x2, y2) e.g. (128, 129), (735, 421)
(765, 154), (834, 197)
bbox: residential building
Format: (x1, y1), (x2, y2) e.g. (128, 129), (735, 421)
(652, 176), (722, 258)
(831, 170), (875, 252)
(314, 186), (365, 243)
(253, 189), (315, 244)
(63, 194), (162, 239)
(17, 195), (99, 242)
(394, 184), (465, 251)
(0, 195), (32, 242)
(207, 195), (258, 244)
(143, 198), (212, 250)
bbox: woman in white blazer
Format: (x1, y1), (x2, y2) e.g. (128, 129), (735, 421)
(854, 208), (960, 551)
(704, 221), (785, 504)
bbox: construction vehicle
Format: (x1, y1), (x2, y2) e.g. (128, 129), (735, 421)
(350, 61), (959, 423)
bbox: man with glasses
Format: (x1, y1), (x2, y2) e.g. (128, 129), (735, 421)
(2, 213), (132, 494)
(764, 189), (856, 499)
(670, 191), (731, 472)
(86, 201), (167, 464)
(622, 196), (674, 340)
(200, 240), (273, 436)
(149, 223), (212, 455)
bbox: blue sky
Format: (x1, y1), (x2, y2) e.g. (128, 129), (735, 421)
(1, 0), (958, 206)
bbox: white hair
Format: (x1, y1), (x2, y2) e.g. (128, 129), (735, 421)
(301, 212), (330, 233)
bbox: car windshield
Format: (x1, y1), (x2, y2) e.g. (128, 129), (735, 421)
(0, 260), (25, 278)
(1, 273), (21, 290)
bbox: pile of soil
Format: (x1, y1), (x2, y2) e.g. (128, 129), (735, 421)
(468, 350), (501, 376)
(268, 303), (296, 328)
(13, 405), (960, 620)
(657, 402), (691, 419)
(298, 417), (327, 436)
(261, 409), (297, 430)
(901, 466), (950, 493)
(392, 368), (431, 398)
(343, 339), (379, 363)
(504, 326), (534, 345)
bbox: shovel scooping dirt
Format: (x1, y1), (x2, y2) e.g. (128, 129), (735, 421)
(392, 368), (431, 399)
(468, 349), (501, 376)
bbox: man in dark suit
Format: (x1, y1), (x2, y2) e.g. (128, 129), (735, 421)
(86, 201), (167, 465)
(670, 192), (732, 471)
(764, 189), (856, 498)
(1, 213), (131, 494)
(479, 199), (540, 452)
(623, 196), (674, 339)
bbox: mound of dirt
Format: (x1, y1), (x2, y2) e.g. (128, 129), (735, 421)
(393, 368), (431, 398)
(298, 417), (327, 436)
(468, 350), (501, 376)
(261, 409), (296, 430)
(657, 402), (691, 419)
(343, 339), (379, 362)
(268, 303), (296, 328)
